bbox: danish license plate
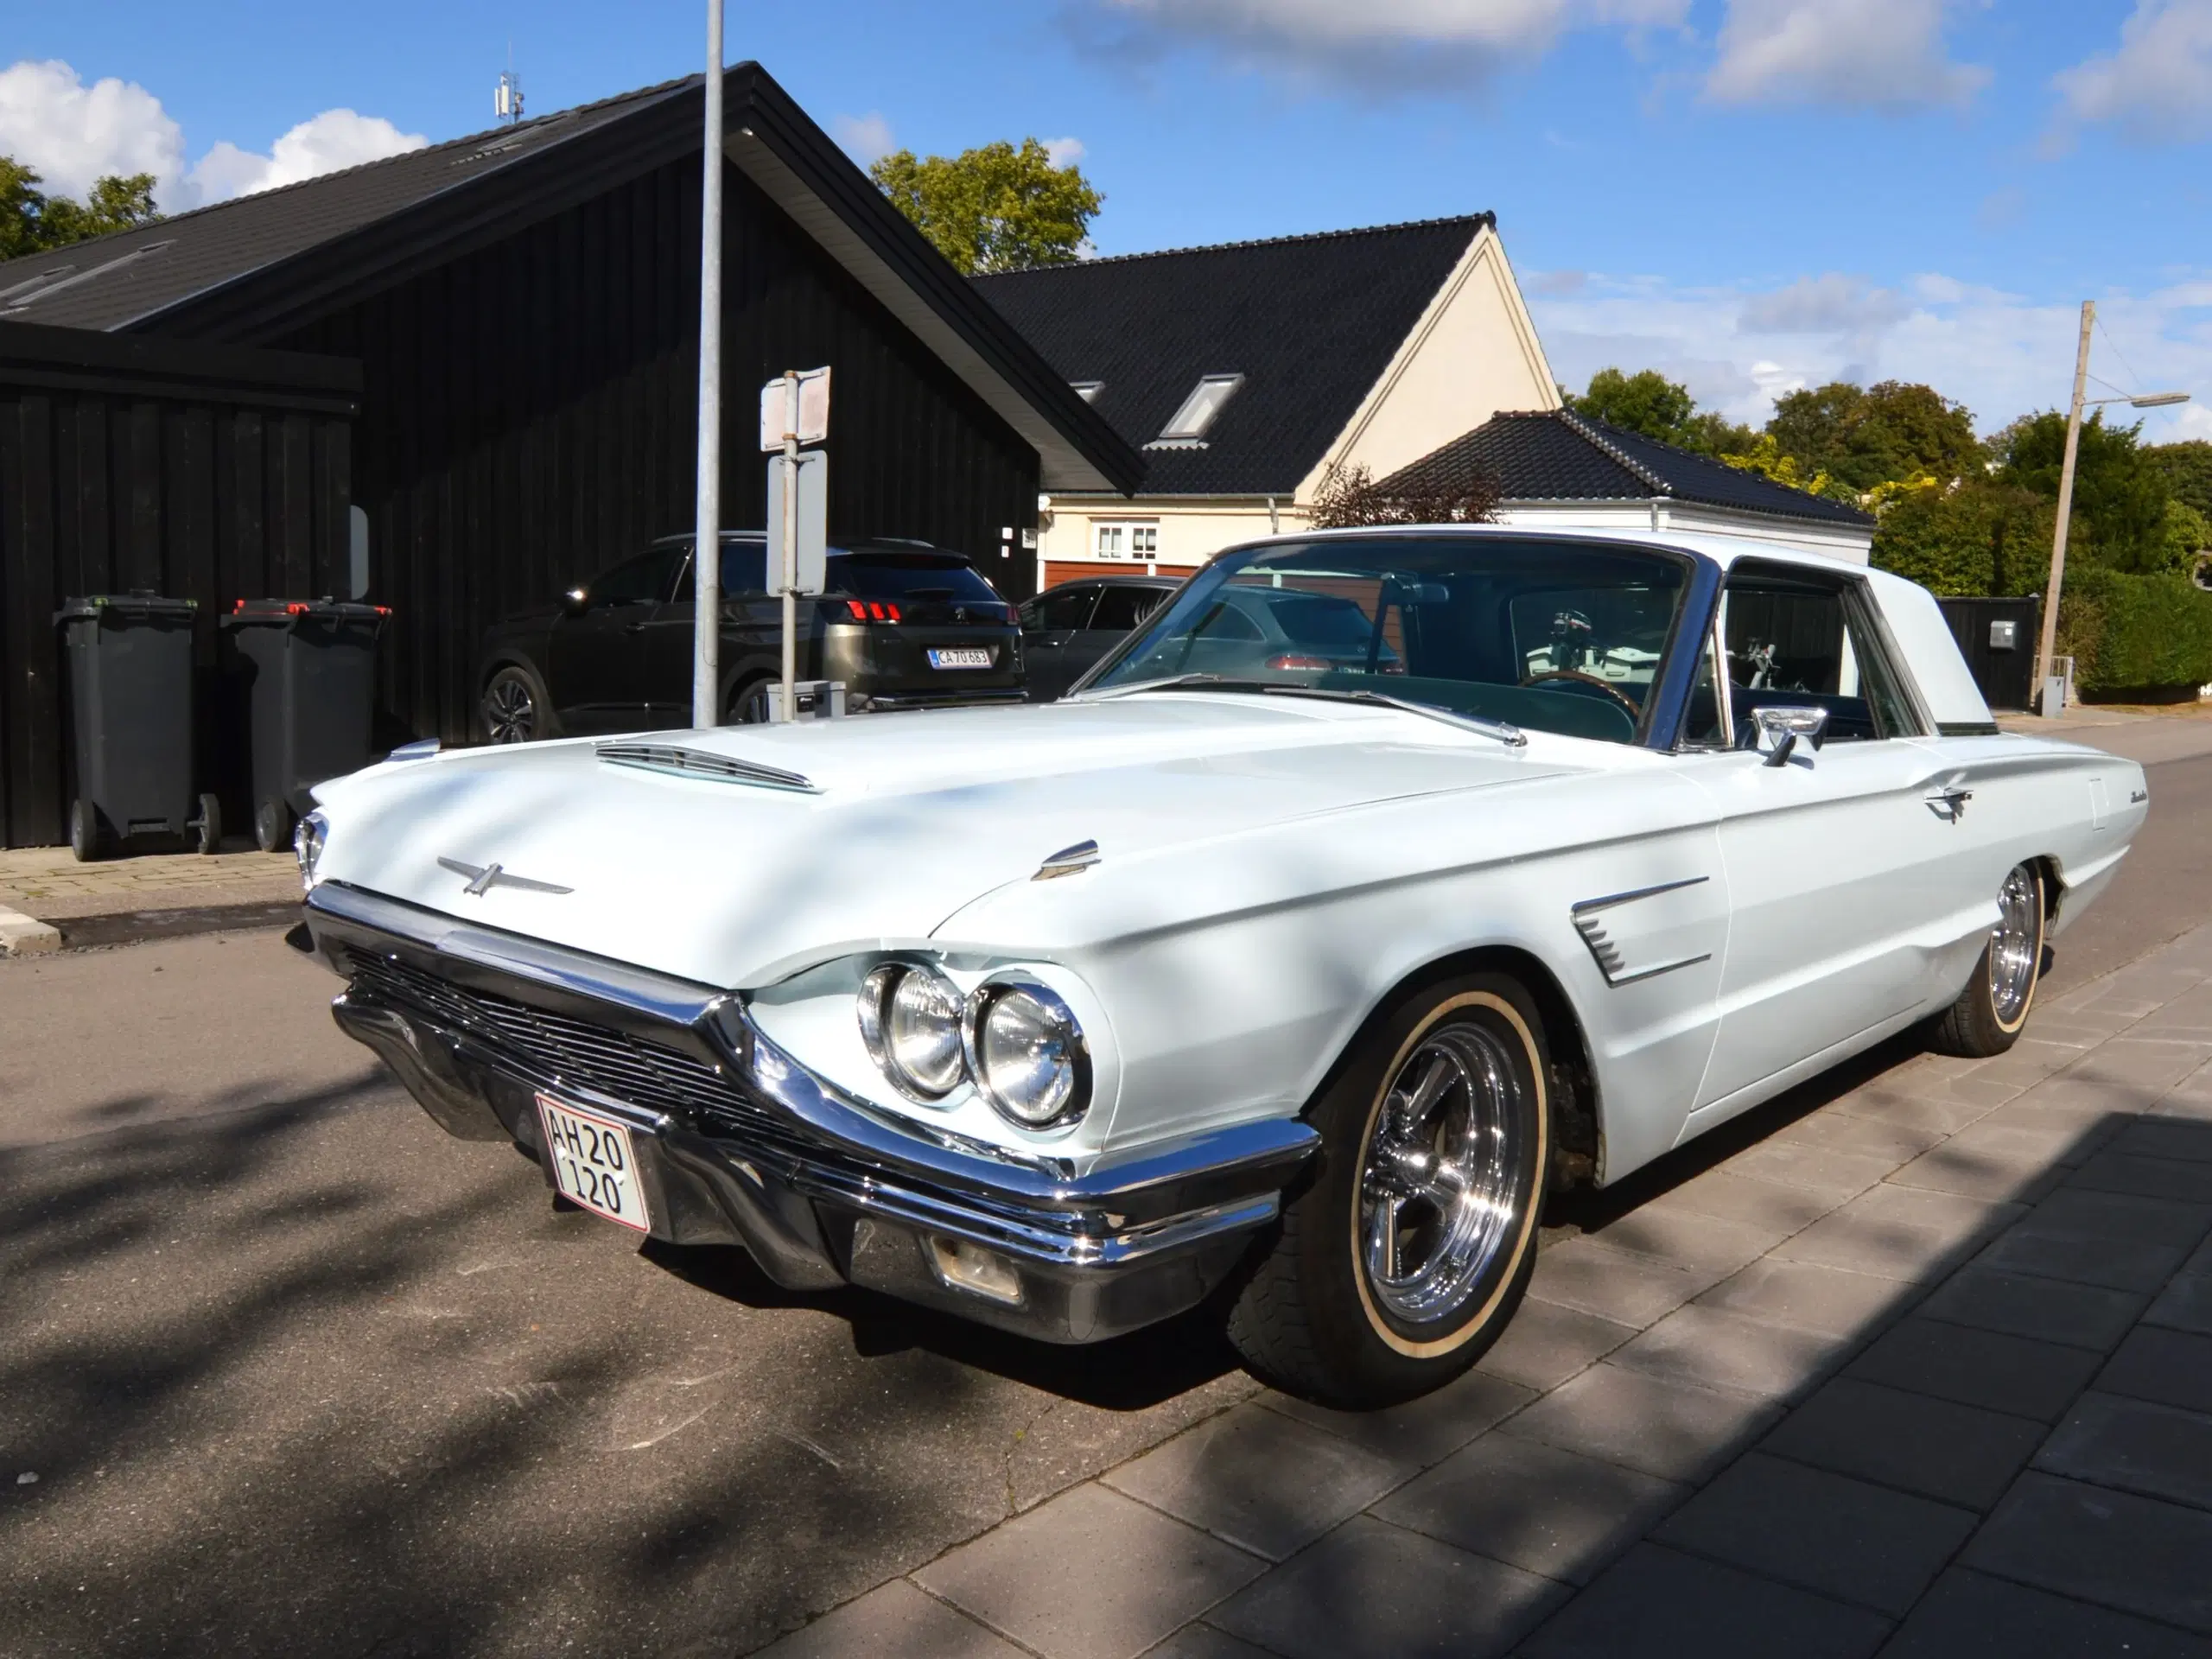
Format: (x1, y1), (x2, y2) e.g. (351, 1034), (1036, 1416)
(537, 1094), (651, 1233)
(927, 647), (994, 670)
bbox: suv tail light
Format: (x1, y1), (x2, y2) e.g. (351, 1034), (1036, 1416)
(843, 599), (902, 623)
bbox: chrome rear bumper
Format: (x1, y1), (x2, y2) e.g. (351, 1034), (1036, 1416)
(302, 882), (1315, 1344)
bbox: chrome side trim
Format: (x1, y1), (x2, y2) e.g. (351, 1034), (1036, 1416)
(1570, 874), (1711, 916)
(594, 741), (818, 793)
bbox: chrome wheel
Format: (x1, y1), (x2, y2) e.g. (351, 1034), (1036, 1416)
(483, 673), (537, 743)
(1989, 865), (2040, 1026)
(1358, 1025), (1529, 1326)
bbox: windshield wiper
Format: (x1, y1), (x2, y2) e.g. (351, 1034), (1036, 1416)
(1078, 675), (1528, 747)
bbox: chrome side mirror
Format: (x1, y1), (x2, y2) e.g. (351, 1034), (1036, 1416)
(1752, 705), (1828, 767)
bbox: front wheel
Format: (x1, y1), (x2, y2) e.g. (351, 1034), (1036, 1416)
(1226, 972), (1552, 1407)
(1929, 862), (2046, 1057)
(481, 664), (553, 745)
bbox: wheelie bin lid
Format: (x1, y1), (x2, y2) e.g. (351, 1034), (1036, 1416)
(222, 598), (391, 630)
(54, 592), (198, 625)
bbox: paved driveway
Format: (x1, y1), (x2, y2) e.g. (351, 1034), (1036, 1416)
(3, 730), (2209, 1657)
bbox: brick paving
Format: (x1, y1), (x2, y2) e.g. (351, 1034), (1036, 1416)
(0, 844), (300, 922)
(755, 922), (2212, 1658)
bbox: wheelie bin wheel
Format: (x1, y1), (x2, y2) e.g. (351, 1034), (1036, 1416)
(70, 798), (105, 863)
(255, 797), (295, 855)
(194, 793), (224, 856)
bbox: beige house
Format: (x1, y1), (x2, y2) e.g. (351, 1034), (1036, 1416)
(975, 214), (1559, 590)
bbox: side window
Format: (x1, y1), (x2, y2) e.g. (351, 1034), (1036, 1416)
(671, 542), (770, 602)
(592, 549), (680, 605)
(1033, 588), (1099, 631)
(1194, 600), (1264, 642)
(1090, 586), (1164, 632)
(1721, 569), (1922, 741)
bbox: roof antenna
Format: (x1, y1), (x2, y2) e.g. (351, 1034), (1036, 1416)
(495, 41), (524, 125)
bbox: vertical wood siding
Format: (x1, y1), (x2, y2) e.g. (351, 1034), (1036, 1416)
(0, 378), (351, 848)
(278, 156), (1042, 750)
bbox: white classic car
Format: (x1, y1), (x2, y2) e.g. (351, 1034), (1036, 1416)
(293, 528), (2145, 1406)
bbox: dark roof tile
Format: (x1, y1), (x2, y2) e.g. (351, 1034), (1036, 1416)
(1383, 409), (1874, 527)
(975, 215), (1490, 498)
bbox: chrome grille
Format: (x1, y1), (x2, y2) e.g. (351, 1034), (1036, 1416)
(344, 951), (783, 1139)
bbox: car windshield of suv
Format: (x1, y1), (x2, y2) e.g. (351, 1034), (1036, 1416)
(1079, 535), (1691, 746)
(830, 551), (1004, 605)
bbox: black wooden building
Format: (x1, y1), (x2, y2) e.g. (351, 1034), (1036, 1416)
(0, 64), (1139, 846)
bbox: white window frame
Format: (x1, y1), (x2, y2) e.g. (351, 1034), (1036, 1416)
(1094, 519), (1160, 560)
(1154, 373), (1243, 443)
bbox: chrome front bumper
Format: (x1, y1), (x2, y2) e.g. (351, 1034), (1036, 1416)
(301, 883), (1316, 1344)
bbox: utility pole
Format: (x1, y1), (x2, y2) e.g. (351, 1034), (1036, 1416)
(690, 0), (725, 728)
(2035, 302), (2095, 716)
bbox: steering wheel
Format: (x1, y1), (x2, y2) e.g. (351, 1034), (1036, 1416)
(1519, 670), (1642, 716)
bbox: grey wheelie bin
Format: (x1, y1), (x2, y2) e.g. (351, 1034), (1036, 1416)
(54, 593), (220, 861)
(222, 600), (389, 853)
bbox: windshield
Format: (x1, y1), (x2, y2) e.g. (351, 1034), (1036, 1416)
(1081, 535), (1691, 745)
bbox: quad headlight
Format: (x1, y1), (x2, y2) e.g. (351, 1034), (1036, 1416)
(857, 962), (968, 1100)
(293, 810), (329, 893)
(962, 980), (1089, 1128)
(854, 962), (1090, 1128)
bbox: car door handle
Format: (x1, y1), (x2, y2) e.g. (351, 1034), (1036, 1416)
(1923, 785), (1973, 821)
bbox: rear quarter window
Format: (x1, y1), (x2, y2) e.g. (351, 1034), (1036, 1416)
(830, 553), (1004, 604)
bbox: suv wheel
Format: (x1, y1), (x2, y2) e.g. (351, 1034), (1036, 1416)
(482, 665), (551, 744)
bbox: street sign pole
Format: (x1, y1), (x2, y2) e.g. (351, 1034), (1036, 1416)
(690, 0), (724, 728)
(780, 372), (799, 721)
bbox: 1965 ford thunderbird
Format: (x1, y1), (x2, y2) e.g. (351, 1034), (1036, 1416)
(293, 528), (2145, 1406)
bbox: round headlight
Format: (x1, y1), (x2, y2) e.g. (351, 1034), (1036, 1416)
(963, 982), (1089, 1128)
(294, 810), (329, 892)
(857, 962), (966, 1100)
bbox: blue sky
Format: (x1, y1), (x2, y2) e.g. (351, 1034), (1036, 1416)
(5, 2), (2208, 440)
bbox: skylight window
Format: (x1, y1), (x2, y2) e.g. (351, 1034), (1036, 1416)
(1071, 381), (1103, 404)
(1151, 373), (1243, 447)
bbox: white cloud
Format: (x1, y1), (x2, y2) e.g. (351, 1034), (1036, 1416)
(1083, 0), (1690, 91)
(1529, 269), (2212, 442)
(0, 60), (186, 200)
(0, 58), (424, 213)
(831, 111), (897, 166)
(1043, 136), (1087, 168)
(2054, 0), (2212, 145)
(188, 109), (425, 203)
(1706, 0), (1988, 110)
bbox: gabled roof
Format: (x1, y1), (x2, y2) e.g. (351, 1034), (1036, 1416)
(0, 66), (1141, 493)
(975, 215), (1492, 499)
(1382, 408), (1875, 528)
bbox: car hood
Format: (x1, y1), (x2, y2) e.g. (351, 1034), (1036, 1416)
(312, 696), (1580, 988)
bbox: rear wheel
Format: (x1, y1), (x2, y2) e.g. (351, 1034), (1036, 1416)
(69, 798), (105, 863)
(1930, 862), (2046, 1057)
(1227, 972), (1552, 1407)
(481, 664), (552, 744)
(730, 679), (773, 725)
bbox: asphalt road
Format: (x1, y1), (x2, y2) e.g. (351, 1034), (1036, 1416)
(3, 747), (2208, 1657)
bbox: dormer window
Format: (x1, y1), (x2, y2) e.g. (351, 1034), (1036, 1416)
(1071, 381), (1103, 404)
(1148, 373), (1243, 448)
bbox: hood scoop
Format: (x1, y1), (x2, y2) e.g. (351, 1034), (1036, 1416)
(594, 741), (818, 794)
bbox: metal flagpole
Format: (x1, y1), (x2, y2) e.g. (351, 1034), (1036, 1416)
(690, 0), (725, 728)
(2035, 300), (2094, 717)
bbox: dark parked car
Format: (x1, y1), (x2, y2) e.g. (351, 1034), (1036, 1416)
(1018, 575), (1179, 700)
(1018, 574), (1400, 699)
(477, 535), (1024, 740)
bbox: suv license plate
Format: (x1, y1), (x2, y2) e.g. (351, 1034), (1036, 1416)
(927, 647), (994, 670)
(537, 1094), (651, 1233)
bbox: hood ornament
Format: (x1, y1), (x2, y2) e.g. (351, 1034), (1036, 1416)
(437, 856), (574, 897)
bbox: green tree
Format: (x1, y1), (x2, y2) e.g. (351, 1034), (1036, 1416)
(1566, 367), (1694, 444)
(2149, 441), (2212, 521)
(1871, 480), (2050, 597)
(868, 139), (1101, 276)
(0, 156), (161, 260)
(1768, 380), (1980, 493)
(1995, 410), (2180, 575)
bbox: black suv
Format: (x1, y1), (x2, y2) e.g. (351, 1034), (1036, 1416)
(476, 534), (1024, 741)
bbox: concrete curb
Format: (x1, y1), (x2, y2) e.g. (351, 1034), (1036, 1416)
(0, 906), (62, 957)
(51, 899), (305, 951)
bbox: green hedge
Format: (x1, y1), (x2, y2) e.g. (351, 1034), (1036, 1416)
(2058, 566), (2212, 694)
